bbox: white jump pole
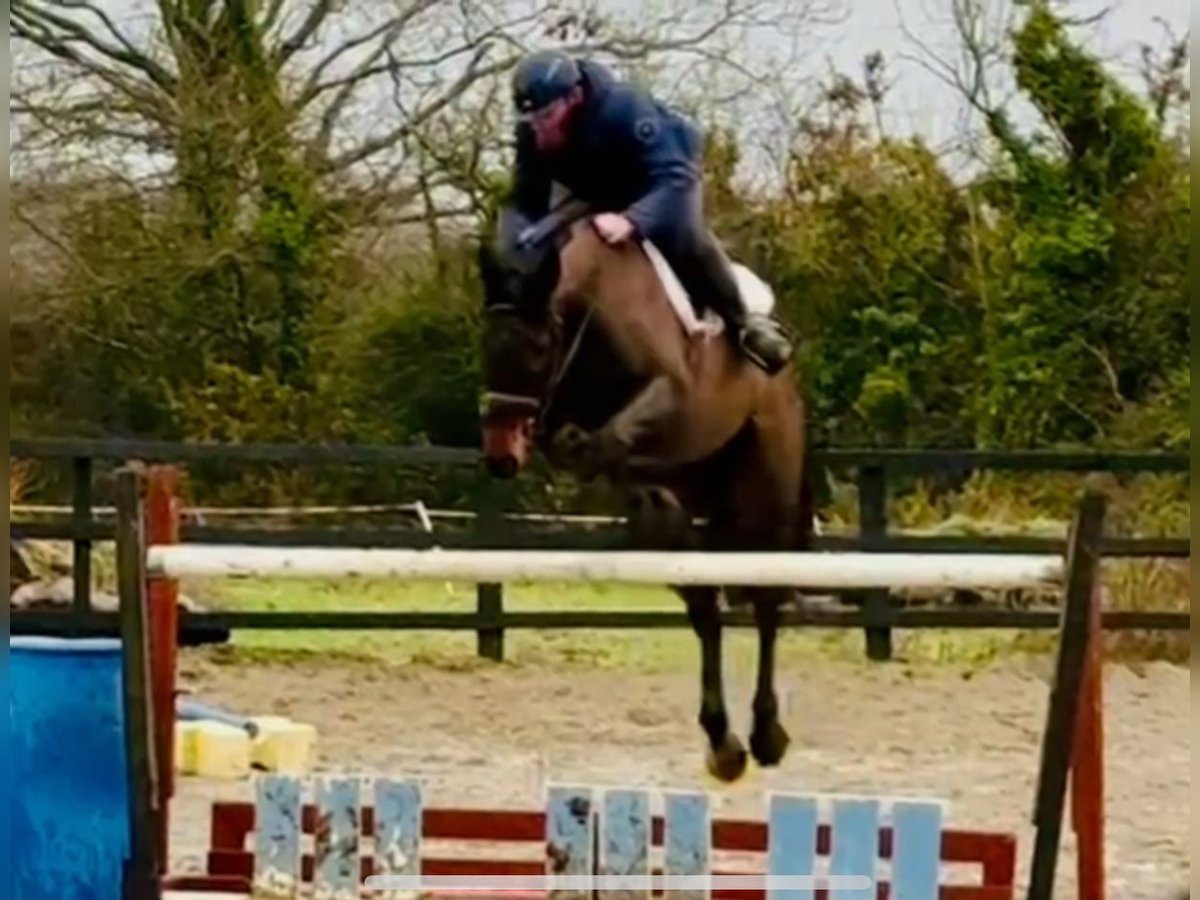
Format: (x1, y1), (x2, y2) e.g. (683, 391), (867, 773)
(147, 546), (1065, 590)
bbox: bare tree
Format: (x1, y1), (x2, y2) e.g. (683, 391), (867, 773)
(1137, 17), (1190, 132)
(894, 0), (1022, 165)
(12, 0), (844, 232)
(10, 0), (845, 393)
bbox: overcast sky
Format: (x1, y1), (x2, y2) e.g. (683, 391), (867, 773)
(828, 0), (1188, 154)
(12, 0), (1190, 189)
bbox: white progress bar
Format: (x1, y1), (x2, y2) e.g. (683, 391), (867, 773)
(363, 874), (875, 892)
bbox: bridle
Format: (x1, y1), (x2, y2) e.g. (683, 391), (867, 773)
(481, 299), (595, 439)
(481, 195), (598, 437)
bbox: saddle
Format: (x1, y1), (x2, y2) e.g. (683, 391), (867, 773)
(640, 240), (776, 338)
(512, 194), (778, 338)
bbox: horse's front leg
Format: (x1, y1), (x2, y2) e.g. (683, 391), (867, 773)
(600, 375), (678, 448)
(683, 586), (748, 783)
(552, 375), (678, 478)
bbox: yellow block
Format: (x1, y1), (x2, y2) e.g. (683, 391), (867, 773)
(174, 721), (201, 774)
(249, 717), (318, 775)
(189, 721), (252, 779)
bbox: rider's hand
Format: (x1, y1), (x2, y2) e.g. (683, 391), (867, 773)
(592, 213), (635, 245)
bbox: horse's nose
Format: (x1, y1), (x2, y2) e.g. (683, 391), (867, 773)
(482, 415), (532, 479)
(485, 453), (519, 479)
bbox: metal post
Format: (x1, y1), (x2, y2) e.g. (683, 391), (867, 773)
(474, 479), (506, 662)
(857, 464), (892, 661)
(71, 455), (94, 627)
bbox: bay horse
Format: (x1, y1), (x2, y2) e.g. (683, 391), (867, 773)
(477, 198), (815, 782)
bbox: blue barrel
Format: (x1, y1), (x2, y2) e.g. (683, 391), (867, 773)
(9, 636), (131, 900)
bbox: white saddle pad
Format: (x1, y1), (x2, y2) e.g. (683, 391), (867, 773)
(641, 240), (776, 337)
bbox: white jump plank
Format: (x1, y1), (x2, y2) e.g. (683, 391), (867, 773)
(148, 547), (1064, 590)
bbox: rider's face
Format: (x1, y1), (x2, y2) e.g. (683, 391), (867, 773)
(525, 94), (576, 153)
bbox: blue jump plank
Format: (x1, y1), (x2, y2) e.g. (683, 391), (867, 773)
(253, 774), (302, 898)
(663, 791), (710, 900)
(314, 775), (361, 899)
(890, 800), (943, 900)
(600, 788), (651, 900)
(372, 777), (423, 898)
(547, 784), (594, 900)
(828, 798), (880, 900)
(767, 793), (818, 900)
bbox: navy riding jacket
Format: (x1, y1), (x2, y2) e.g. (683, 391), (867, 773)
(510, 59), (703, 244)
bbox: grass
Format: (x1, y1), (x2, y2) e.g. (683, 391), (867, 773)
(180, 573), (1073, 676)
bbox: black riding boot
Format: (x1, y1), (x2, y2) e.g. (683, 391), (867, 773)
(674, 231), (793, 375)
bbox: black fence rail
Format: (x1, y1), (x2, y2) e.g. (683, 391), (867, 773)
(10, 437), (1190, 661)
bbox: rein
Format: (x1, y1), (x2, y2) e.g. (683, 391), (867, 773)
(537, 303), (595, 433)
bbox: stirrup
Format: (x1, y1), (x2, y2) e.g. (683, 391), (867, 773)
(737, 317), (792, 375)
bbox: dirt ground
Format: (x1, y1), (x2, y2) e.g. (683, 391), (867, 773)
(167, 652), (1190, 900)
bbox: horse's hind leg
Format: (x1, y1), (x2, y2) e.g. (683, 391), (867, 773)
(748, 590), (790, 767)
(724, 581), (790, 768)
(626, 484), (746, 782)
(721, 389), (807, 769)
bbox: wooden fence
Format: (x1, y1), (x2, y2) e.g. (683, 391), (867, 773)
(10, 437), (1190, 661)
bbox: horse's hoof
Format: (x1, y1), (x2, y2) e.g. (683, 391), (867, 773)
(552, 424), (628, 481)
(705, 733), (748, 783)
(552, 424), (600, 478)
(750, 719), (791, 767)
(553, 423), (591, 459)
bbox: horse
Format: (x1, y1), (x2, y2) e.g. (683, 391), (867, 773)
(476, 197), (815, 782)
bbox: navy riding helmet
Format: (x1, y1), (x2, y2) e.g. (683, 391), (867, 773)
(511, 49), (582, 114)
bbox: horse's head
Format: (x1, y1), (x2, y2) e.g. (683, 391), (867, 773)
(477, 216), (564, 479)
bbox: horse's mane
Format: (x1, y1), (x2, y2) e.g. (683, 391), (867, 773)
(475, 199), (686, 355)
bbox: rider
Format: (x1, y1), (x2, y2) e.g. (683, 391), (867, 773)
(500, 49), (793, 376)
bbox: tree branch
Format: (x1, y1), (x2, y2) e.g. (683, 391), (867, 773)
(277, 0), (335, 63)
(13, 84), (171, 130)
(13, 0), (177, 90)
(1082, 340), (1128, 406)
(895, 0), (1022, 161)
(53, 0), (152, 58)
(298, 15), (410, 99)
(297, 0), (549, 173)
(303, 0), (445, 156)
(323, 42), (509, 174)
(298, 10), (540, 112)
(14, 206), (106, 284)
(261, 0), (288, 34)
(13, 8), (177, 118)
(375, 205), (476, 227)
(338, 170), (458, 222)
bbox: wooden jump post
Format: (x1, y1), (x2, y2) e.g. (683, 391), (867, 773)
(1025, 489), (1107, 900)
(112, 466), (1108, 900)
